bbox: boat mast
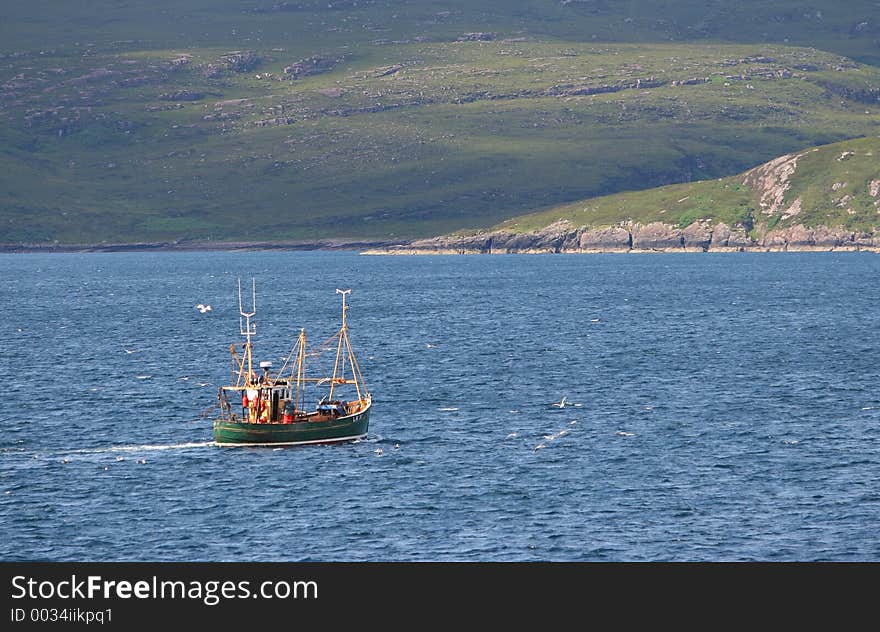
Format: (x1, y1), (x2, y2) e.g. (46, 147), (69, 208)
(238, 278), (257, 387)
(326, 289), (368, 402)
(328, 289), (349, 401)
(294, 328), (306, 410)
(328, 288), (351, 400)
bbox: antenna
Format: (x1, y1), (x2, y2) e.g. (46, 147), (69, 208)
(239, 278), (256, 337)
(238, 278), (257, 385)
(336, 288), (351, 329)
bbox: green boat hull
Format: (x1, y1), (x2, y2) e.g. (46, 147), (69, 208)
(213, 405), (370, 447)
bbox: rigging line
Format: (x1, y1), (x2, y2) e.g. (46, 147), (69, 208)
(305, 334), (334, 366)
(198, 403), (219, 419)
(272, 334), (301, 382)
(312, 330), (343, 353)
(351, 336), (368, 396)
(340, 332), (348, 381)
(304, 344), (333, 383)
(343, 331), (362, 401)
(346, 335), (368, 397)
(328, 328), (345, 400)
(230, 343), (247, 388)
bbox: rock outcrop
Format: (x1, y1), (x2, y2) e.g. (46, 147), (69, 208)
(631, 222), (684, 250)
(742, 150), (808, 216)
(577, 225), (631, 251)
(364, 220), (878, 255)
(456, 32), (496, 41)
(284, 55), (346, 79)
(760, 225), (875, 250)
(201, 51), (262, 78)
(158, 90), (203, 101)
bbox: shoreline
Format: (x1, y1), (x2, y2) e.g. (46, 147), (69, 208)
(4, 221), (879, 256)
(362, 245), (880, 255)
(3, 242), (877, 255)
(0, 239), (394, 254)
(363, 219), (880, 255)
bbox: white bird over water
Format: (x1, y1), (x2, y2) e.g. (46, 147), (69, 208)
(551, 396), (567, 408)
(196, 304), (212, 313)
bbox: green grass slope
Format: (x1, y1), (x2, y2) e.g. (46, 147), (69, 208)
(1, 2), (879, 244)
(494, 135), (880, 235)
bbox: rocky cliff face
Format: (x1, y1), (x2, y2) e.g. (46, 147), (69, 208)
(365, 219), (878, 254)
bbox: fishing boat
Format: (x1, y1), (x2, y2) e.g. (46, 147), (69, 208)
(213, 280), (372, 447)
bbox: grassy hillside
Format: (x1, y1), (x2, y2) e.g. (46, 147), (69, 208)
(5, 1), (880, 65)
(493, 135), (880, 235)
(1, 1), (879, 244)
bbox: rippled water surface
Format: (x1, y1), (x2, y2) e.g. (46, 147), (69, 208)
(1, 251), (878, 560)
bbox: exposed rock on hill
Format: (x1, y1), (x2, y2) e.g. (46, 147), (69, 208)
(158, 90), (203, 101)
(457, 33), (496, 42)
(743, 150), (809, 217)
(284, 55), (346, 79)
(366, 219), (878, 254)
(201, 51), (262, 78)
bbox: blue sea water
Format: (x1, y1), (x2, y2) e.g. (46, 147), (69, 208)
(0, 251), (878, 561)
